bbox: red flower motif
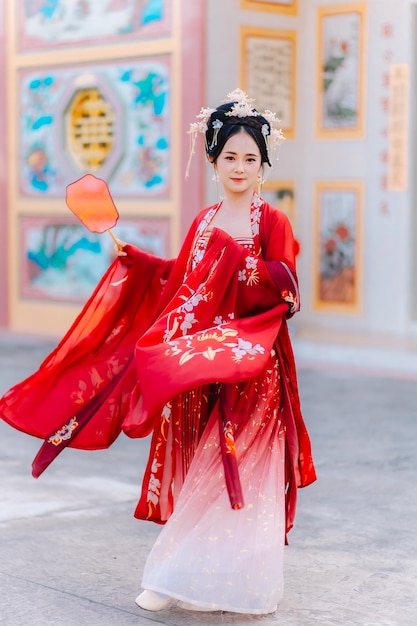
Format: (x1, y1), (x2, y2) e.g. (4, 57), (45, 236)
(324, 238), (337, 254)
(340, 41), (349, 54)
(335, 224), (350, 241)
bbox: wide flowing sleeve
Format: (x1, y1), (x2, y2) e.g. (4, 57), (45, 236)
(0, 246), (174, 451)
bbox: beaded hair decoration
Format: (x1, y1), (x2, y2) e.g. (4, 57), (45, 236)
(185, 88), (285, 178)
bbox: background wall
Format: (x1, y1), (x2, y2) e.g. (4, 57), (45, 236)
(1, 0), (416, 344)
(206, 0), (414, 341)
(296, 0), (412, 339)
(3, 0), (204, 335)
(0, 0), (7, 327)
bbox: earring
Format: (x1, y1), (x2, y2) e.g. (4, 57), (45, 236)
(257, 172), (264, 196)
(212, 165), (221, 200)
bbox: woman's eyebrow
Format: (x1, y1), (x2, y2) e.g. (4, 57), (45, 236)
(223, 150), (258, 156)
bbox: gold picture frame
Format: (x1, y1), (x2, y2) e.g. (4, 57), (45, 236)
(316, 3), (367, 139)
(241, 0), (298, 15)
(241, 26), (296, 139)
(313, 181), (363, 313)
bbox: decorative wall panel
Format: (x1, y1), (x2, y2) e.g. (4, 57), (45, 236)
(19, 57), (171, 197)
(313, 181), (363, 313)
(21, 215), (170, 302)
(18, 0), (171, 51)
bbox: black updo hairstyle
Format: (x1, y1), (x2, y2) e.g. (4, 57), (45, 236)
(205, 101), (272, 166)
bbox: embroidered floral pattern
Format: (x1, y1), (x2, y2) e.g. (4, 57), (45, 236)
(229, 338), (265, 363)
(70, 358), (128, 405)
(223, 420), (237, 457)
(281, 289), (298, 314)
(213, 313), (234, 325)
(48, 417), (79, 446)
(163, 284), (213, 343)
(165, 326), (265, 367)
(147, 474), (161, 507)
(191, 195), (263, 286)
(146, 404), (170, 514)
(244, 255), (260, 286)
(238, 269), (246, 282)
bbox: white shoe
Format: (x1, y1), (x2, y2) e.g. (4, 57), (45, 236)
(135, 590), (173, 611)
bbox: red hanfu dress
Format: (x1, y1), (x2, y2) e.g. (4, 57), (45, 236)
(0, 193), (316, 614)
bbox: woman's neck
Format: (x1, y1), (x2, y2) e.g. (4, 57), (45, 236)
(221, 188), (254, 213)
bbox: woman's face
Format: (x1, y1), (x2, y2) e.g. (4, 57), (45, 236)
(215, 130), (261, 196)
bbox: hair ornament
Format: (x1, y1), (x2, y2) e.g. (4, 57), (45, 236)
(185, 88), (285, 177)
(223, 88), (257, 118)
(186, 106), (215, 178)
(209, 118), (224, 150)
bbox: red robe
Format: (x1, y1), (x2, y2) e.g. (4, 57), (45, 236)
(0, 197), (316, 537)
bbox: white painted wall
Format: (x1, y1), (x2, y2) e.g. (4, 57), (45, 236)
(205, 0), (416, 340)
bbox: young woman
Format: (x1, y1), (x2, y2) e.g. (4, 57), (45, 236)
(0, 89), (316, 615)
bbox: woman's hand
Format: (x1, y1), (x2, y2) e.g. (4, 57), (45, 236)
(113, 240), (127, 258)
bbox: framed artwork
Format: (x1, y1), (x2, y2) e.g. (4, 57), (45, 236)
(18, 0), (172, 51)
(313, 181), (363, 313)
(316, 3), (366, 139)
(262, 180), (295, 227)
(19, 57), (171, 198)
(241, 0), (298, 16)
(241, 26), (296, 139)
(20, 215), (170, 303)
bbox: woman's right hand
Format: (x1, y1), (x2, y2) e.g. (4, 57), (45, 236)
(113, 240), (127, 258)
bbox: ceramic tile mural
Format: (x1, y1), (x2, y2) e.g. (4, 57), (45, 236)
(19, 58), (171, 197)
(21, 216), (170, 302)
(18, 0), (170, 50)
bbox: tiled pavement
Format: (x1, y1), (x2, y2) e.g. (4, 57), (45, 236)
(0, 331), (416, 626)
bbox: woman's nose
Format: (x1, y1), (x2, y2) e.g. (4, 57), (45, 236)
(234, 161), (244, 172)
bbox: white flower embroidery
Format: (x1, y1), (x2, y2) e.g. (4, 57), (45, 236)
(151, 458), (162, 474)
(193, 247), (205, 265)
(180, 312), (197, 334)
(251, 205), (262, 236)
(161, 404), (171, 421)
(149, 474), (161, 492)
(214, 313), (234, 325)
(147, 472), (161, 506)
(246, 256), (258, 270)
(231, 338), (265, 362)
(238, 269), (247, 282)
(197, 207), (217, 234)
(165, 340), (181, 356)
(147, 490), (159, 505)
(252, 207), (262, 221)
(182, 293), (204, 312)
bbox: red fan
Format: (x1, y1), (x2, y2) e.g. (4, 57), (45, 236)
(65, 174), (122, 249)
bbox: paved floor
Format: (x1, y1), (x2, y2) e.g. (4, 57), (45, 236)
(0, 331), (416, 626)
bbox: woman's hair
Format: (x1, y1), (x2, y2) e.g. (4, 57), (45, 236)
(205, 101), (272, 166)
(185, 89), (284, 178)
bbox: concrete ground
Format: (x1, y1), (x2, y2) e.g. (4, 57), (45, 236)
(0, 330), (416, 626)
